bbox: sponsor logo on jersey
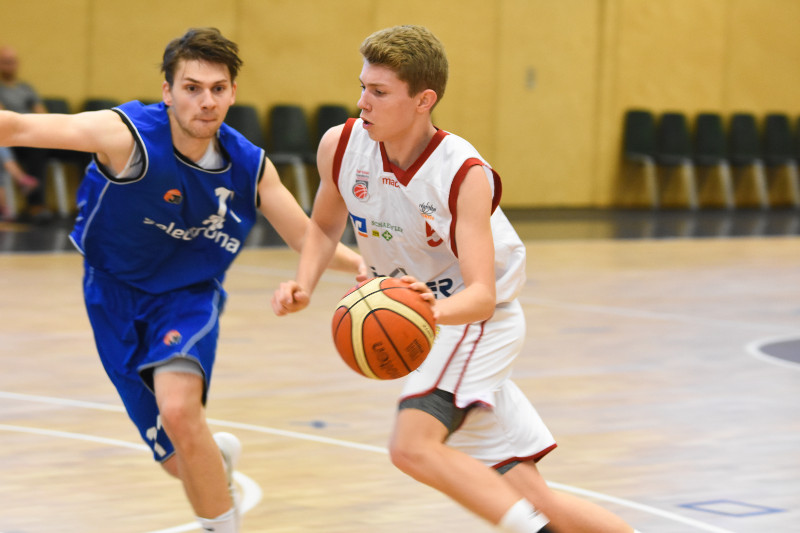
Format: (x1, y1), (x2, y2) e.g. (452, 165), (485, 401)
(382, 175), (400, 188)
(381, 230), (393, 241)
(353, 179), (369, 201)
(426, 222), (443, 247)
(419, 201), (436, 221)
(371, 220), (403, 233)
(163, 329), (182, 346)
(144, 187), (242, 253)
(353, 169), (370, 201)
(426, 277), (454, 297)
(350, 213), (368, 237)
(164, 189), (183, 204)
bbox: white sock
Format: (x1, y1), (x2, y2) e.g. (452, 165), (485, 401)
(498, 499), (550, 532)
(196, 508), (237, 533)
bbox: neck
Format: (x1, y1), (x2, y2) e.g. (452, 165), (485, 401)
(174, 137), (214, 162)
(383, 121), (437, 170)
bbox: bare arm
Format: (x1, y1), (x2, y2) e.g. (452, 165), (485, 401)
(407, 165), (497, 325)
(0, 109), (134, 174)
(271, 124), (355, 315)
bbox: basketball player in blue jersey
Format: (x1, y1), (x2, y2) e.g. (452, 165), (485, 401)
(0, 27), (363, 532)
(273, 26), (641, 533)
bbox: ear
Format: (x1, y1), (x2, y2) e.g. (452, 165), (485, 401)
(417, 88), (438, 113)
(230, 81), (237, 105)
(161, 81), (172, 106)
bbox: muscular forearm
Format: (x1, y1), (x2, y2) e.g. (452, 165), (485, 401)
(327, 242), (363, 274)
(296, 221), (341, 296)
(433, 282), (496, 325)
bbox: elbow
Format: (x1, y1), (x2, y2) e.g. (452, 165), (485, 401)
(475, 284), (497, 321)
(475, 297), (496, 322)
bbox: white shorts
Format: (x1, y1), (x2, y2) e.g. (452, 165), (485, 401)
(400, 299), (556, 467)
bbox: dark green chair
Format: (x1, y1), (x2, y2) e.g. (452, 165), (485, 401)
(762, 113), (800, 208)
(693, 112), (734, 209)
(728, 113), (769, 209)
(622, 109), (659, 208)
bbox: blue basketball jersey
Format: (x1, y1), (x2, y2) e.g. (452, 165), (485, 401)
(70, 101), (264, 294)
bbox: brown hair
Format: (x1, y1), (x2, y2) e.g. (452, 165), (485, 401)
(161, 27), (243, 86)
(359, 25), (448, 104)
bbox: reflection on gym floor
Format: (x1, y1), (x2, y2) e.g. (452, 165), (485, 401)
(1, 208), (799, 254)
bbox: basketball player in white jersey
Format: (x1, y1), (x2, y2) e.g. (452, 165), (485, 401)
(273, 25), (639, 533)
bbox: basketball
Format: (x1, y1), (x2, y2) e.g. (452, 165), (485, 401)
(331, 276), (436, 380)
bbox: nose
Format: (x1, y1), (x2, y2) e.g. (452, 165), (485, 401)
(200, 89), (216, 109)
(357, 90), (369, 111)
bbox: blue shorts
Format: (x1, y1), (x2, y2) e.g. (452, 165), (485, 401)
(83, 264), (227, 462)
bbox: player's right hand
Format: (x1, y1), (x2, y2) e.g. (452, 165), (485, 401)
(271, 280), (310, 316)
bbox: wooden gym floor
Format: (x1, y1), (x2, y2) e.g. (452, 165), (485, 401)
(1, 209), (798, 533)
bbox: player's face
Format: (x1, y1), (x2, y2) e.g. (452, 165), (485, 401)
(163, 59), (237, 141)
(357, 61), (418, 142)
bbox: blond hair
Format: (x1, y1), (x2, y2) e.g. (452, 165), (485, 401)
(360, 25), (448, 105)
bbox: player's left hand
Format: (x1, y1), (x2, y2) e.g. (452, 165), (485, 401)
(399, 275), (439, 322)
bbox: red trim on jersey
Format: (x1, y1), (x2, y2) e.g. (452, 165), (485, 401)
(397, 320), (487, 412)
(380, 128), (449, 186)
(453, 320), (486, 394)
(398, 323), (472, 403)
(492, 444), (558, 470)
(448, 159), (502, 257)
(332, 118), (356, 188)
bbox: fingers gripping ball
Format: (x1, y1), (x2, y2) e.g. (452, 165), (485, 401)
(332, 277), (436, 379)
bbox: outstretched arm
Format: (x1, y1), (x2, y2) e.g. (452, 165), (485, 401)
(0, 109), (134, 174)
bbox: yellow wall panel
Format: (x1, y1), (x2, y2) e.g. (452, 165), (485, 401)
(237, 0), (374, 117)
(87, 0), (237, 105)
(0, 0), (90, 110)
(369, 0), (499, 161)
(726, 0), (800, 112)
(613, 0), (727, 111)
(495, 0), (600, 207)
(1, 0), (799, 208)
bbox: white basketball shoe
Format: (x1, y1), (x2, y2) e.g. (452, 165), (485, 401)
(213, 432), (242, 524)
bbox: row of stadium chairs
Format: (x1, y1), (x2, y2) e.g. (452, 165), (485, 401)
(623, 110), (800, 210)
(37, 98), (356, 213)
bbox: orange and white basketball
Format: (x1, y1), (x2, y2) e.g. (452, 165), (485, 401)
(331, 276), (436, 380)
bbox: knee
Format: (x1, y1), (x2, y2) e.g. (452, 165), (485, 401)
(388, 437), (433, 477)
(157, 395), (203, 442)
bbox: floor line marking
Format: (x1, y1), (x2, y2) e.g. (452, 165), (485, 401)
(1, 390), (736, 533)
(745, 334), (800, 370)
(0, 423), (262, 533)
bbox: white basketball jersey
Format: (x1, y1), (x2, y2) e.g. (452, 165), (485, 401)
(333, 119), (526, 304)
